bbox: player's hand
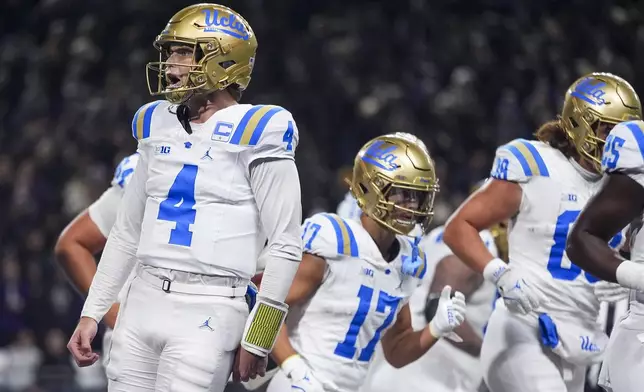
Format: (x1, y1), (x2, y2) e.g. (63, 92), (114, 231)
(428, 286), (466, 343)
(281, 354), (324, 392)
(594, 280), (630, 303)
(232, 347), (267, 383)
(67, 317), (99, 367)
(495, 266), (547, 314)
(102, 303), (120, 330)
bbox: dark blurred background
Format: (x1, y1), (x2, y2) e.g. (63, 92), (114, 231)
(1, 0), (643, 390)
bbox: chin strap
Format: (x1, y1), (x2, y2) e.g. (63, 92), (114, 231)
(176, 104), (192, 135)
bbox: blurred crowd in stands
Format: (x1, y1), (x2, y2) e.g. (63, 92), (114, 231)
(1, 0), (642, 389)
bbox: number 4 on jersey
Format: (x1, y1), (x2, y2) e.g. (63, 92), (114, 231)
(157, 164), (198, 247)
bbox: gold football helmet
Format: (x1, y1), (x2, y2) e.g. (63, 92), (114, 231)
(146, 4), (257, 103)
(560, 72), (642, 170)
(470, 179), (509, 262)
(349, 133), (439, 236)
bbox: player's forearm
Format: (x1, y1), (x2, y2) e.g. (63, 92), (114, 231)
(55, 242), (98, 297)
(446, 321), (482, 357)
(250, 158), (303, 302)
(270, 325), (299, 365)
(80, 230), (138, 322)
(567, 230), (623, 283)
(443, 219), (496, 275)
(381, 326), (438, 368)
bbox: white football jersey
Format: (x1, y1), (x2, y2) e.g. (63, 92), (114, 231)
(288, 212), (425, 392)
(601, 120), (644, 312)
(489, 138), (624, 325)
(361, 226), (498, 392)
(88, 153), (140, 237)
(131, 101), (299, 278)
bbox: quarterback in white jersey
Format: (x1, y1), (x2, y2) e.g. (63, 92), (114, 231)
(67, 4), (303, 392)
(267, 133), (466, 392)
(443, 73), (641, 392)
(362, 222), (502, 392)
(568, 119), (644, 392)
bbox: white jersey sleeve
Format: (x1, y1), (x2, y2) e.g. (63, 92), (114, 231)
(131, 101), (166, 143)
(601, 120), (644, 188)
(302, 213), (359, 262)
(248, 158), (303, 302)
(231, 105), (299, 165)
(81, 147), (149, 322)
(87, 187), (123, 238)
(88, 153), (140, 237)
(490, 138), (551, 183)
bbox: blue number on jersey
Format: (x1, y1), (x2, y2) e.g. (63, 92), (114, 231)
(301, 222), (322, 250)
(602, 134), (625, 170)
(157, 164), (198, 247)
(334, 284), (401, 362)
(282, 121), (294, 151)
(492, 157), (509, 180)
(547, 210), (622, 283)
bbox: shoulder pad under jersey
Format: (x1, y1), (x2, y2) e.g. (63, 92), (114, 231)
(228, 105), (299, 160)
(601, 120), (644, 177)
(302, 213), (359, 260)
(490, 138), (550, 183)
(131, 100), (168, 141)
(110, 152), (140, 188)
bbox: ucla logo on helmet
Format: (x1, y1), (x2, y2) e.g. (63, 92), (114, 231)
(362, 140), (400, 172)
(201, 9), (250, 41)
(571, 78), (609, 106)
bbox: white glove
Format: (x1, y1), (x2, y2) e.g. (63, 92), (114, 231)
(594, 280), (630, 303)
(281, 354), (324, 392)
(483, 258), (547, 315)
(428, 285), (466, 343)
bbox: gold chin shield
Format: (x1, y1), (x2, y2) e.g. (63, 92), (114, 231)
(470, 179), (509, 262)
(560, 72), (642, 171)
(349, 133), (439, 236)
(146, 4), (258, 104)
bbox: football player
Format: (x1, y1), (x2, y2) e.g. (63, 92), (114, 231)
(567, 119), (644, 392)
(442, 72), (641, 392)
(361, 180), (507, 392)
(55, 152), (139, 364)
(267, 133), (467, 392)
(67, 4), (303, 392)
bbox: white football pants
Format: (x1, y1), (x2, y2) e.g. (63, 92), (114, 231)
(598, 309), (644, 392)
(480, 301), (585, 392)
(105, 265), (249, 392)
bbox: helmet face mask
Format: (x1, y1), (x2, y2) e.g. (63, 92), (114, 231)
(350, 133), (439, 236)
(560, 72), (642, 171)
(146, 4), (257, 104)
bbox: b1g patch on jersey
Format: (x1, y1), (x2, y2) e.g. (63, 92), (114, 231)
(491, 138), (549, 182)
